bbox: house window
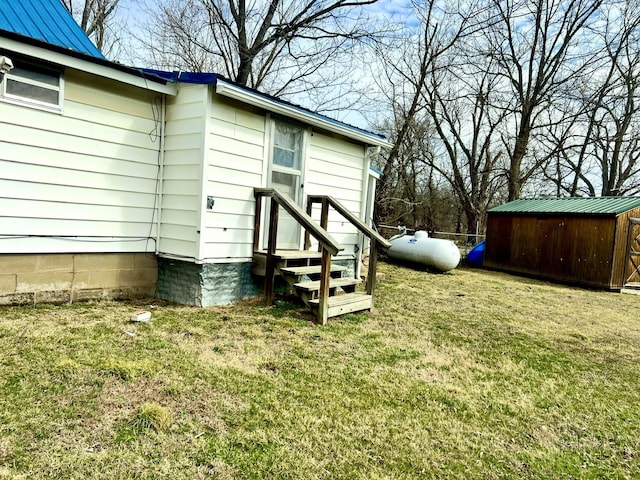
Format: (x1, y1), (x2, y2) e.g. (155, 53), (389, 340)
(1, 59), (62, 111)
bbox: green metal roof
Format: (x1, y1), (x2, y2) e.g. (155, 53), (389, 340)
(488, 197), (640, 216)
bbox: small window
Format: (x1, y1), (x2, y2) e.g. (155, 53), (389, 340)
(1, 59), (62, 111)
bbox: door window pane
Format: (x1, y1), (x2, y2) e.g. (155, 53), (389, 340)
(273, 121), (303, 169)
(272, 171), (296, 188)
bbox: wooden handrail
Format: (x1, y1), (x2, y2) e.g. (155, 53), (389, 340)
(306, 195), (391, 249)
(255, 188), (343, 256)
(255, 188), (341, 322)
(254, 188), (386, 324)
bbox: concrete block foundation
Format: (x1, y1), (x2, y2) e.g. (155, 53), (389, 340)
(0, 253), (357, 308)
(0, 253), (157, 306)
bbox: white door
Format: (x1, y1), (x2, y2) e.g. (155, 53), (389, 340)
(267, 119), (305, 249)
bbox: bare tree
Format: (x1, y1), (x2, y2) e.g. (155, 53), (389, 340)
(537, 101), (599, 197)
(582, 1), (640, 196)
(537, 1), (640, 197)
(61, 0), (121, 54)
(374, 1), (486, 226)
(134, 0), (382, 112)
(424, 61), (508, 234)
(485, 0), (603, 200)
(375, 0), (505, 234)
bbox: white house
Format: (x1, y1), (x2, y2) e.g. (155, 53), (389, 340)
(0, 0), (390, 317)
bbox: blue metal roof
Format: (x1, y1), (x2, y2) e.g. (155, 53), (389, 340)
(0, 0), (104, 58)
(488, 197), (640, 216)
(142, 69), (219, 85)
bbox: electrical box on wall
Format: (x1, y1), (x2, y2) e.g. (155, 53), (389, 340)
(206, 196), (215, 210)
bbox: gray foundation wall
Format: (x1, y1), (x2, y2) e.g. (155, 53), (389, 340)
(157, 256), (357, 307)
(157, 259), (262, 307)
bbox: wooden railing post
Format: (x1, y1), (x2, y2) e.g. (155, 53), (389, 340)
(264, 199), (279, 306)
(304, 198), (313, 250)
(254, 188), (341, 257)
(253, 191), (262, 251)
(366, 240), (378, 296)
(318, 248), (331, 325)
(319, 198), (329, 252)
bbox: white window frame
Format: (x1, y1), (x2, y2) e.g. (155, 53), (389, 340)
(0, 58), (63, 112)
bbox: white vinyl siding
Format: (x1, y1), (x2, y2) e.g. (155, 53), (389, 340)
(159, 84), (208, 259)
(305, 132), (366, 255)
(162, 90), (368, 263)
(200, 95), (266, 261)
(0, 69), (161, 254)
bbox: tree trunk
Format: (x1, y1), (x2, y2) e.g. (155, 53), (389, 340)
(508, 121), (532, 201)
(235, 55), (252, 85)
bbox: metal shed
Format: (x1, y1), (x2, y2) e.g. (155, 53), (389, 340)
(484, 197), (640, 290)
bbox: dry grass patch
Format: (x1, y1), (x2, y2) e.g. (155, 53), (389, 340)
(1, 264), (640, 478)
(130, 403), (174, 433)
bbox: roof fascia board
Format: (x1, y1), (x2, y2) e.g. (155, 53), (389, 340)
(487, 210), (618, 217)
(215, 79), (392, 148)
(0, 35), (177, 95)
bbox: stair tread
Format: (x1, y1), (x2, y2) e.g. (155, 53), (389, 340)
(295, 277), (360, 289)
(308, 293), (373, 318)
(254, 249), (322, 260)
(308, 292), (370, 306)
(280, 265), (347, 275)
(294, 278), (360, 292)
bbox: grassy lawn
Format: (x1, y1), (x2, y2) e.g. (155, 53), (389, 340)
(1, 262), (639, 479)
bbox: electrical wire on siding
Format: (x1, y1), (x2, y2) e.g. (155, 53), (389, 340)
(144, 94), (163, 258)
(0, 234), (156, 244)
(137, 70), (165, 259)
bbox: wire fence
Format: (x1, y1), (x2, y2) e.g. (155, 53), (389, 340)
(377, 225), (485, 257)
(430, 231), (485, 257)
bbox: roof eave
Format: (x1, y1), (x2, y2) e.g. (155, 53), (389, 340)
(215, 79), (392, 148)
(0, 31), (177, 95)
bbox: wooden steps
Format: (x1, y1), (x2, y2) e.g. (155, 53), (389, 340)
(252, 249), (323, 276)
(280, 265), (347, 277)
(293, 277), (360, 305)
(293, 277), (360, 292)
(252, 248), (371, 322)
(253, 190), (388, 324)
(309, 293), (373, 317)
(254, 249), (322, 260)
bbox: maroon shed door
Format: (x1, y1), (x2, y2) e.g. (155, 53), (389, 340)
(624, 218), (640, 287)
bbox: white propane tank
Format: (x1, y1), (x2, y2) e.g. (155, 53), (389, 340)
(387, 230), (461, 272)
